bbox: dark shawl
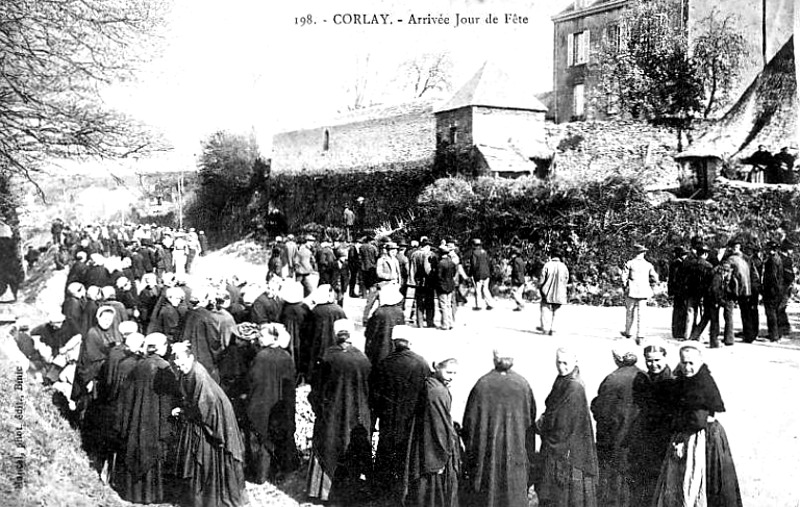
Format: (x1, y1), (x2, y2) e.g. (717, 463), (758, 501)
(671, 363), (725, 433)
(406, 374), (460, 479)
(71, 325), (120, 401)
(462, 369), (537, 507)
(308, 344), (372, 478)
(590, 364), (641, 465)
(119, 354), (176, 480)
(179, 306), (222, 381)
(61, 295), (84, 335)
(370, 348), (430, 487)
(279, 301), (311, 365)
(670, 365), (741, 507)
(251, 294), (283, 324)
(307, 302), (347, 380)
(80, 299), (99, 339)
(540, 367), (599, 477)
(364, 304), (405, 367)
(246, 347), (296, 442)
(176, 361), (245, 505)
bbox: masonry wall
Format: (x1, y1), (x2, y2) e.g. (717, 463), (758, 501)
(473, 107), (546, 148)
(434, 108), (474, 153)
(546, 120), (685, 186)
(272, 107), (436, 173)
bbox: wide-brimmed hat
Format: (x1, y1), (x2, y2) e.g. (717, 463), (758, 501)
(304, 234), (316, 242)
(632, 243), (648, 253)
(379, 284), (404, 306)
(384, 242), (399, 251)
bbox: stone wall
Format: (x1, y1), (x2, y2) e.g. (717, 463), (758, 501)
(546, 120), (684, 186)
(272, 101), (436, 173)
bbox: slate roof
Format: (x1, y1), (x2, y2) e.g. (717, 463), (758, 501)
(435, 61), (547, 114)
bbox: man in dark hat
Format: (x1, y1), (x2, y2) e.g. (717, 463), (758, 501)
(409, 237), (436, 328)
(762, 240), (785, 341)
(359, 235), (379, 299)
(467, 238), (495, 310)
(669, 246), (689, 339)
(435, 244), (457, 330)
(778, 239), (795, 335)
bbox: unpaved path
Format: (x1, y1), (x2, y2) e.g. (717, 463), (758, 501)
(3, 244), (797, 507)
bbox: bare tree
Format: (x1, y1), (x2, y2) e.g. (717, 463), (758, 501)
(343, 53), (375, 111)
(400, 53), (454, 98)
(0, 0), (170, 186)
(692, 9), (748, 118)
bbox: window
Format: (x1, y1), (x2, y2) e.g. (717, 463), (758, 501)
(449, 123), (458, 144)
(606, 24), (621, 52)
(322, 129), (330, 151)
(573, 84), (585, 118)
(567, 30), (590, 66)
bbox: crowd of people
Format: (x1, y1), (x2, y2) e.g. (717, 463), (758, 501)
(667, 232), (795, 346)
(8, 217), (757, 507)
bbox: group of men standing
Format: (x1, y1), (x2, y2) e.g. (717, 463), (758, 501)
(669, 235), (795, 345)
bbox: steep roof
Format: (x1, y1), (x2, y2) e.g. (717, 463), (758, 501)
(435, 61), (547, 114)
(677, 36), (796, 161)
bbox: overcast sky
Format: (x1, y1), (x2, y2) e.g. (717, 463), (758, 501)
(99, 0), (573, 171)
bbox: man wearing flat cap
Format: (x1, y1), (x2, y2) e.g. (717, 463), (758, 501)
(307, 319), (372, 504)
(621, 244), (659, 342)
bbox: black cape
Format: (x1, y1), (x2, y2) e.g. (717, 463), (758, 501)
(246, 346), (299, 482)
(369, 348), (430, 498)
(364, 303), (405, 367)
(176, 361), (245, 507)
(405, 375), (460, 507)
(462, 369), (537, 507)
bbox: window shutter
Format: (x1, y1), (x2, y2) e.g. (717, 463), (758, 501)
(580, 30), (590, 64)
(567, 32), (574, 66)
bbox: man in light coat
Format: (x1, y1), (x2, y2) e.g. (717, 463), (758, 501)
(537, 250), (569, 335)
(621, 244), (659, 342)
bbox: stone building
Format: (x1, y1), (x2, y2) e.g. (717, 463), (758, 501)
(272, 62), (551, 177)
(551, 0), (794, 123)
(435, 62), (550, 177)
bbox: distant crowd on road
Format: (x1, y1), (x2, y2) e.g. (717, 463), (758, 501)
(7, 209), (759, 507)
(665, 229), (796, 347)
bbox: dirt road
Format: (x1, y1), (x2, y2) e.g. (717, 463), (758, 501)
(191, 248), (800, 507)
